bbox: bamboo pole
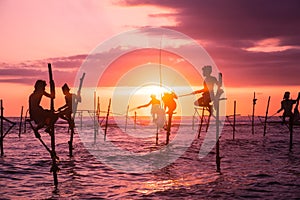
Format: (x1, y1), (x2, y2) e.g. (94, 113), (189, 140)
(252, 92), (257, 135)
(68, 123), (75, 157)
(156, 125), (159, 145)
(94, 91), (97, 143)
(104, 98), (111, 141)
(198, 107), (205, 138)
(28, 120), (52, 155)
(48, 63), (58, 187)
(1, 100), (3, 156)
(263, 96), (271, 136)
(289, 115), (294, 151)
(166, 113), (172, 145)
(216, 100), (221, 172)
(69, 73), (85, 157)
(97, 96), (100, 124)
(134, 111), (136, 129)
(216, 72), (223, 173)
(233, 100), (236, 140)
(125, 105), (129, 131)
(18, 106), (23, 138)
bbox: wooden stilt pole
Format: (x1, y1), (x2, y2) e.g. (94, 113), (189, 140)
(125, 105), (129, 131)
(94, 91), (97, 143)
(18, 106), (23, 138)
(156, 124), (159, 145)
(69, 73), (85, 156)
(68, 123), (75, 157)
(104, 99), (111, 141)
(216, 99), (221, 172)
(134, 111), (137, 129)
(1, 100), (4, 156)
(97, 96), (100, 124)
(166, 113), (172, 145)
(233, 101), (236, 140)
(216, 72), (224, 173)
(263, 96), (271, 136)
(289, 115), (294, 151)
(198, 107), (205, 138)
(48, 63), (58, 187)
(28, 120), (52, 155)
(252, 92), (257, 135)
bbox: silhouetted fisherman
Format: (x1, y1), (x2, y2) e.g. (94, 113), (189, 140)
(57, 83), (81, 128)
(162, 92), (177, 115)
(162, 92), (177, 135)
(192, 65), (220, 114)
(277, 91), (297, 124)
(29, 80), (58, 137)
(137, 94), (162, 123)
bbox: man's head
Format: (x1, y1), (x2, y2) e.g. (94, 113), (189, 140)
(34, 80), (47, 91)
(202, 65), (212, 76)
(283, 91), (290, 99)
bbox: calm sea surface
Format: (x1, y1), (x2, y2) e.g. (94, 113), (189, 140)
(0, 116), (300, 199)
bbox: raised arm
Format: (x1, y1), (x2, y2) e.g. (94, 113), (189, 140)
(137, 101), (151, 109)
(43, 91), (54, 99)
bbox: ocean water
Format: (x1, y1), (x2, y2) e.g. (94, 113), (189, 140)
(0, 116), (300, 199)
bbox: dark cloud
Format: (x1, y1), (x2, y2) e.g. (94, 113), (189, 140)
(119, 0), (300, 87)
(120, 0), (300, 41)
(0, 54), (86, 86)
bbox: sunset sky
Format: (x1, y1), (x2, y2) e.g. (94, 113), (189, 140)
(0, 0), (299, 117)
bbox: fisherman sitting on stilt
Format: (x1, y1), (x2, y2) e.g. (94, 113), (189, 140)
(57, 83), (81, 129)
(277, 91), (297, 124)
(192, 65), (221, 115)
(29, 80), (58, 138)
(162, 91), (177, 115)
(162, 91), (178, 131)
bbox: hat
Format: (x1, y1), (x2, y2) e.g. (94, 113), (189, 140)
(62, 83), (70, 92)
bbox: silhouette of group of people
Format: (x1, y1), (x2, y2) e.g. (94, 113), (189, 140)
(277, 91), (300, 124)
(29, 80), (80, 135)
(28, 64), (299, 138)
(137, 65), (223, 130)
(137, 92), (178, 128)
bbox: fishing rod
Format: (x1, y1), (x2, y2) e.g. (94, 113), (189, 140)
(268, 112), (278, 119)
(177, 93), (194, 98)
